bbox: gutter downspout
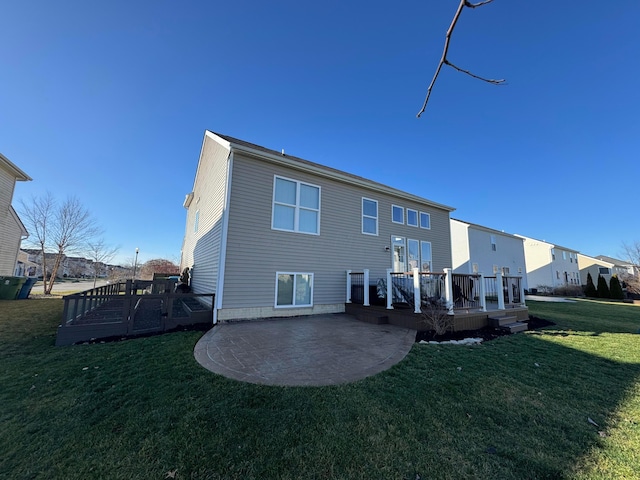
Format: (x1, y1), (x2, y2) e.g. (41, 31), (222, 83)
(213, 151), (234, 324)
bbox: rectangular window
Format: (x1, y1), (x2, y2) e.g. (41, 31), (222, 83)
(551, 249), (556, 260)
(392, 236), (406, 272)
(599, 267), (611, 275)
(362, 198), (378, 235)
(562, 251), (567, 260)
(490, 235), (497, 251)
(407, 209), (418, 227)
(502, 267), (510, 275)
(272, 176), (320, 234)
(419, 212), (431, 229)
(392, 205), (404, 224)
(194, 210), (200, 233)
(421, 241), (432, 272)
(472, 263), (479, 274)
(493, 265), (499, 274)
(275, 272), (313, 307)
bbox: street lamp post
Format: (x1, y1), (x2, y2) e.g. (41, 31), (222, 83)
(133, 247), (139, 280)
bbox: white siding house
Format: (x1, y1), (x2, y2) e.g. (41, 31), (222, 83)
(181, 131), (455, 323)
(0, 153), (31, 276)
(451, 218), (528, 290)
(577, 253), (615, 286)
(515, 235), (581, 291)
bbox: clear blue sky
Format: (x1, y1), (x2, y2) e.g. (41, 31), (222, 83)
(2, 0), (638, 266)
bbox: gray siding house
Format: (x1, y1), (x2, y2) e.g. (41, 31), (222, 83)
(181, 131), (455, 323)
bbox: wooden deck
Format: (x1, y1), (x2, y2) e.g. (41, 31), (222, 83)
(345, 303), (529, 332)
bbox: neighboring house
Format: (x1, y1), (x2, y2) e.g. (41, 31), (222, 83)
(450, 218), (528, 290)
(594, 255), (639, 278)
(515, 235), (580, 291)
(0, 153), (32, 276)
(577, 254), (616, 286)
(15, 250), (38, 277)
(181, 131), (455, 323)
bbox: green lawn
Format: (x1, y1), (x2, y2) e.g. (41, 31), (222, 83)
(1, 298), (639, 479)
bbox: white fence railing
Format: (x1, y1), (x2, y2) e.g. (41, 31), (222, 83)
(346, 269), (525, 315)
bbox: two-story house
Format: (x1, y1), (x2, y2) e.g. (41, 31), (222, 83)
(180, 131), (455, 323)
(0, 153), (32, 276)
(450, 218), (528, 290)
(515, 235), (580, 292)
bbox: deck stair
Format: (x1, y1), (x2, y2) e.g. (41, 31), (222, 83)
(488, 314), (528, 334)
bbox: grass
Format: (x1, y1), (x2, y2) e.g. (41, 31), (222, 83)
(1, 298), (639, 479)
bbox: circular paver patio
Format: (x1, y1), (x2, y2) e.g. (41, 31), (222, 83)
(193, 313), (416, 386)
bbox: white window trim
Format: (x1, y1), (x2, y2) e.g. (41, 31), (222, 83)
(419, 212), (431, 230)
(361, 197), (378, 236)
(407, 209), (418, 227)
(420, 240), (432, 272)
(194, 210), (200, 233)
(272, 175), (321, 235)
(392, 205), (404, 224)
(274, 272), (314, 308)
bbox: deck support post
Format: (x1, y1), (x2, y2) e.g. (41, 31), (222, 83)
(496, 271), (505, 310)
(412, 268), (421, 314)
(478, 273), (487, 312)
(519, 276), (526, 306)
(363, 269), (370, 306)
(386, 269), (393, 310)
(346, 270), (352, 303)
(443, 268), (454, 315)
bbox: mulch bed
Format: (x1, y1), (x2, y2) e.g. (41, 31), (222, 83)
(415, 315), (555, 343)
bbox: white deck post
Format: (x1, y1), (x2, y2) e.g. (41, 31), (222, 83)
(363, 269), (370, 306)
(412, 267), (421, 314)
(519, 276), (526, 306)
(386, 268), (393, 310)
(478, 273), (487, 312)
(496, 271), (505, 310)
(443, 268), (454, 315)
(346, 270), (352, 303)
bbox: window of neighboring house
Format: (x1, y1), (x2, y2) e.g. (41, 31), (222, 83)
(421, 241), (432, 272)
(518, 267), (523, 274)
(599, 267), (611, 275)
(420, 212), (431, 229)
(503, 267), (510, 275)
(551, 249), (556, 260)
(562, 251), (567, 260)
(493, 265), (499, 274)
(490, 235), (497, 251)
(194, 210), (200, 233)
(392, 205), (404, 224)
(472, 263), (479, 274)
(275, 272), (313, 307)
(556, 270), (560, 279)
(272, 176), (320, 234)
(362, 198), (378, 235)
(407, 209), (418, 227)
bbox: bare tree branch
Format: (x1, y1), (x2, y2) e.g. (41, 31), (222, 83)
(416, 0), (504, 118)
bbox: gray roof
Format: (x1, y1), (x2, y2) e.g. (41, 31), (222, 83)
(212, 131), (456, 213)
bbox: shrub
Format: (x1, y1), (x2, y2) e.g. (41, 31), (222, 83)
(419, 299), (453, 336)
(609, 275), (625, 300)
(553, 285), (583, 297)
(597, 274), (611, 299)
(584, 272), (597, 297)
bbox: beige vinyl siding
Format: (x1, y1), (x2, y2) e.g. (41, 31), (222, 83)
(180, 136), (230, 297)
(221, 153), (452, 310)
(0, 168), (22, 275)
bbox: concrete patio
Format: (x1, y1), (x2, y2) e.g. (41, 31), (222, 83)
(194, 313), (416, 387)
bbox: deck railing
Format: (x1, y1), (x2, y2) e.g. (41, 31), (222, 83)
(346, 268), (525, 315)
(57, 279), (215, 346)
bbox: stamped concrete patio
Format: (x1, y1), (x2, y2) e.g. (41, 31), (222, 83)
(194, 313), (415, 386)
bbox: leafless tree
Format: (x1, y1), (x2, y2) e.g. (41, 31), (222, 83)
(20, 194), (100, 294)
(417, 0), (505, 118)
(86, 239), (120, 287)
(621, 241), (640, 295)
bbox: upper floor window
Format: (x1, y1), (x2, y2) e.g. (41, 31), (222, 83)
(362, 198), (378, 235)
(419, 212), (431, 229)
(490, 235), (497, 251)
(407, 209), (418, 227)
(194, 210), (200, 233)
(599, 267), (611, 275)
(272, 176), (320, 235)
(551, 248), (556, 260)
(562, 251), (567, 260)
(392, 205), (404, 224)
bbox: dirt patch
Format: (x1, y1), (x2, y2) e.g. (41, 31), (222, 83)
(415, 315), (555, 343)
